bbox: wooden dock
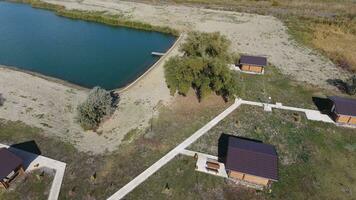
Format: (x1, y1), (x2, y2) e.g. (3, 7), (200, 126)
(151, 52), (165, 56)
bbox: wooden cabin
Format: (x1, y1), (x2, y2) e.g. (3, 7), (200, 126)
(224, 137), (278, 187)
(329, 96), (356, 125)
(0, 148), (25, 189)
(238, 55), (267, 74)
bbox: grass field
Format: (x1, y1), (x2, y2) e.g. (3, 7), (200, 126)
(0, 93), (230, 199)
(233, 66), (334, 109)
(0, 170), (53, 200)
(124, 63), (356, 199)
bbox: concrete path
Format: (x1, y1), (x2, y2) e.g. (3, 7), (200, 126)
(180, 149), (228, 178)
(0, 144), (66, 200)
(107, 99), (243, 200)
(241, 100), (335, 123)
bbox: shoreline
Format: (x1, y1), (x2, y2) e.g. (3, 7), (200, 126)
(118, 34), (184, 93)
(7, 0), (179, 36)
(0, 65), (89, 91)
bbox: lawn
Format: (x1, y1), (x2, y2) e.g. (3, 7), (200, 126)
(0, 169), (53, 200)
(189, 105), (356, 200)
(234, 65), (340, 109)
(0, 92), (231, 199)
(126, 65), (356, 199)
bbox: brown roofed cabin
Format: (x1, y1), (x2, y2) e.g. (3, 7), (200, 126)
(329, 96), (356, 125)
(225, 137), (278, 187)
(0, 148), (25, 189)
(238, 55), (267, 74)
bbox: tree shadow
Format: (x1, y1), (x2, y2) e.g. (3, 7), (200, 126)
(327, 79), (347, 93)
(312, 96), (333, 115)
(110, 91), (120, 109)
(218, 133), (262, 163)
(8, 141), (41, 170)
(0, 93), (5, 106)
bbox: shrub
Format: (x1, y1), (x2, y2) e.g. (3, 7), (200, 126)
(345, 75), (356, 95)
(77, 87), (117, 130)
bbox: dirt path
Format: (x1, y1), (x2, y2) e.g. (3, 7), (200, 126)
(46, 0), (350, 90)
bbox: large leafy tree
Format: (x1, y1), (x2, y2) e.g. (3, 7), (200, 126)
(180, 32), (231, 60)
(165, 32), (238, 101)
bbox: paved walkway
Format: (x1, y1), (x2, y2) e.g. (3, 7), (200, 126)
(241, 100), (335, 123)
(181, 149), (228, 178)
(107, 99), (243, 200)
(0, 144), (66, 200)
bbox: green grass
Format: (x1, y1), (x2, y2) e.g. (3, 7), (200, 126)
(126, 65), (356, 199)
(0, 93), (230, 199)
(0, 170), (53, 200)
(235, 66), (337, 108)
(126, 155), (265, 200)
(10, 0), (179, 36)
(131, 105), (356, 200)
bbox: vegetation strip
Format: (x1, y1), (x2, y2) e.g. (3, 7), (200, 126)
(10, 0), (179, 36)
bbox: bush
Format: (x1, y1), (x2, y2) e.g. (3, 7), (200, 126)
(77, 87), (117, 130)
(164, 32), (239, 101)
(345, 75), (356, 95)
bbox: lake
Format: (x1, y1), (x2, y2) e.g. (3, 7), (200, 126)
(0, 1), (176, 89)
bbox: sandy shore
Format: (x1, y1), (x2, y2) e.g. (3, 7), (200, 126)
(0, 33), (183, 154)
(0, 0), (351, 153)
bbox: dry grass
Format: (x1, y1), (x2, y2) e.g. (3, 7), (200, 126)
(313, 24), (356, 71)
(133, 0), (356, 71)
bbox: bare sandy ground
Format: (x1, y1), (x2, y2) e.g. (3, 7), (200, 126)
(0, 0), (351, 153)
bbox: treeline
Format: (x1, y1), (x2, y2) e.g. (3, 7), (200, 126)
(164, 32), (239, 101)
(12, 0), (179, 36)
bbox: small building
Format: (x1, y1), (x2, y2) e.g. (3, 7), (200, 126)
(329, 96), (356, 125)
(224, 137), (278, 187)
(238, 55), (267, 74)
(0, 148), (25, 189)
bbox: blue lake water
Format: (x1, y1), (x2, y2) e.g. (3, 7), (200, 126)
(0, 1), (176, 89)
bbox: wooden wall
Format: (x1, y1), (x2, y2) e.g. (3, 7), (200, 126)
(228, 170), (270, 186)
(336, 114), (356, 125)
(241, 65), (263, 73)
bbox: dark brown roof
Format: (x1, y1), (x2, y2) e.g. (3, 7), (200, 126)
(329, 96), (356, 116)
(239, 55), (267, 67)
(0, 148), (23, 180)
(225, 137), (278, 181)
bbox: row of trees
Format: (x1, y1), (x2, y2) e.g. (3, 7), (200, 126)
(164, 32), (239, 101)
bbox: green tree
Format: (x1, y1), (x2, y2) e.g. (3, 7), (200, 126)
(164, 32), (239, 101)
(77, 86), (117, 130)
(180, 32), (231, 60)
